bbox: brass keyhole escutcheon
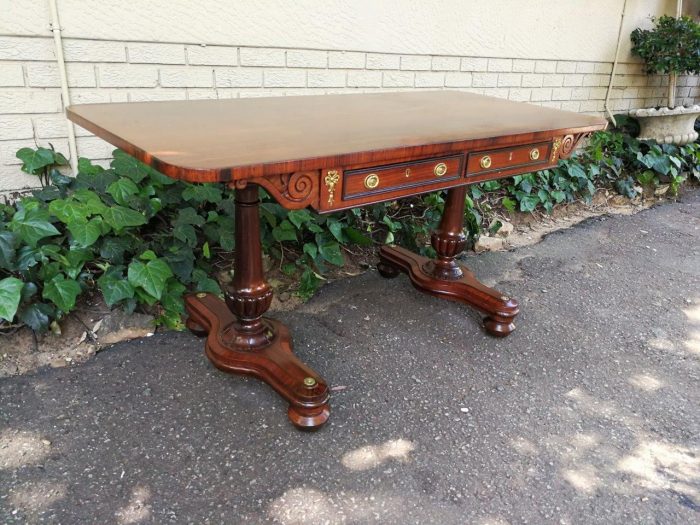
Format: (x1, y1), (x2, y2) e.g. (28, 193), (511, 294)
(433, 162), (447, 177)
(480, 155), (492, 169)
(405, 168), (411, 178)
(364, 173), (380, 189)
(530, 148), (540, 161)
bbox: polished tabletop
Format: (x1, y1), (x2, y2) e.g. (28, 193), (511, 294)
(67, 90), (605, 182)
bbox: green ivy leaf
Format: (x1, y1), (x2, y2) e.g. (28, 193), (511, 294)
(98, 275), (135, 306)
(297, 267), (322, 301)
(127, 258), (173, 300)
(174, 207), (205, 227)
(160, 281), (186, 314)
(16, 147), (55, 175)
(272, 220), (297, 242)
(192, 268), (221, 295)
(20, 282), (38, 302)
(49, 199), (90, 224)
(111, 150), (151, 183)
(107, 178), (140, 206)
(344, 226), (372, 246)
(17, 302), (54, 332)
(99, 236), (131, 264)
(42, 274), (81, 313)
(73, 189), (108, 215)
(49, 169), (72, 187)
(173, 223), (197, 246)
(77, 157), (104, 176)
(0, 231), (18, 269)
(303, 242), (318, 260)
(102, 206), (147, 231)
(0, 277), (24, 321)
(519, 195), (539, 213)
(287, 209), (312, 228)
(10, 208), (60, 247)
(327, 219), (345, 243)
(182, 184), (223, 204)
(68, 217), (103, 248)
(502, 197), (517, 212)
(318, 241), (344, 266)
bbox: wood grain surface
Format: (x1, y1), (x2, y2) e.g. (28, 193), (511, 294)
(67, 90), (606, 182)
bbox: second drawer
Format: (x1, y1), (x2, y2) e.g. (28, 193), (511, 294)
(342, 154), (464, 200)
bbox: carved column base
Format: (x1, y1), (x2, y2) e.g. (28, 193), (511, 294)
(378, 245), (519, 336)
(185, 292), (330, 429)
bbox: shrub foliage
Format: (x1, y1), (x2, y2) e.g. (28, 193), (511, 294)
(1, 129), (698, 333)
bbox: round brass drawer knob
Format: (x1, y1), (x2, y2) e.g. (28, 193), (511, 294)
(530, 148), (540, 161)
(364, 173), (380, 189)
(480, 155), (492, 169)
(434, 162), (448, 177)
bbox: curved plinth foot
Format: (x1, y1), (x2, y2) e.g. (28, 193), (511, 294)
(184, 293), (331, 429)
(379, 245), (520, 336)
(185, 317), (208, 337)
(484, 316), (516, 337)
(377, 260), (401, 279)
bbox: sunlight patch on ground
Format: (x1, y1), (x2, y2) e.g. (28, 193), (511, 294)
(0, 429), (52, 470)
(9, 480), (67, 517)
(684, 330), (700, 355)
(617, 440), (700, 500)
(268, 487), (401, 524)
(563, 465), (600, 493)
(341, 438), (415, 471)
(510, 436), (538, 456)
(628, 373), (663, 392)
(646, 336), (676, 351)
(683, 303), (700, 355)
(564, 388), (620, 419)
(115, 485), (151, 524)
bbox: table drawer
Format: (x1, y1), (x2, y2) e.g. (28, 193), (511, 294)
(467, 142), (551, 177)
(342, 155), (464, 201)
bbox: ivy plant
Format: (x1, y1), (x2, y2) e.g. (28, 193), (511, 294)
(1, 130), (698, 336)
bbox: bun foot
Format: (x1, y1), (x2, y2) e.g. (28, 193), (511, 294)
(186, 317), (208, 337)
(484, 315), (516, 337)
(377, 260), (401, 279)
(288, 403), (331, 430)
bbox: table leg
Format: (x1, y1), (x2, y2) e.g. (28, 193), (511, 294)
(184, 183), (330, 429)
(378, 186), (519, 336)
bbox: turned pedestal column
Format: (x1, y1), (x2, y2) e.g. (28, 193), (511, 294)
(378, 185), (519, 336)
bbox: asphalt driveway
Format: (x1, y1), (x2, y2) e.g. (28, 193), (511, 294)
(1, 190), (699, 524)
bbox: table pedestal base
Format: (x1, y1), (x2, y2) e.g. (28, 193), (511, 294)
(185, 292), (330, 429)
(377, 186), (519, 336)
(378, 246), (519, 336)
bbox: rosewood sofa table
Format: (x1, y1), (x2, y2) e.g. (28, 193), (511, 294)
(67, 91), (606, 430)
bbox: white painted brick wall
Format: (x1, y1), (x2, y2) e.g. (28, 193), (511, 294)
(0, 64), (24, 86)
(160, 67), (213, 88)
(187, 45), (238, 66)
(239, 48), (285, 67)
(127, 43), (186, 64)
(401, 55), (431, 71)
(0, 37), (55, 61)
(328, 51), (365, 69)
(1, 36), (697, 192)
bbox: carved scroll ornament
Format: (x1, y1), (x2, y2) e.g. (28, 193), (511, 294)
(253, 171), (319, 209)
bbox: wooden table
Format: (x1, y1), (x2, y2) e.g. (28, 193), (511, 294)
(67, 91), (606, 429)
